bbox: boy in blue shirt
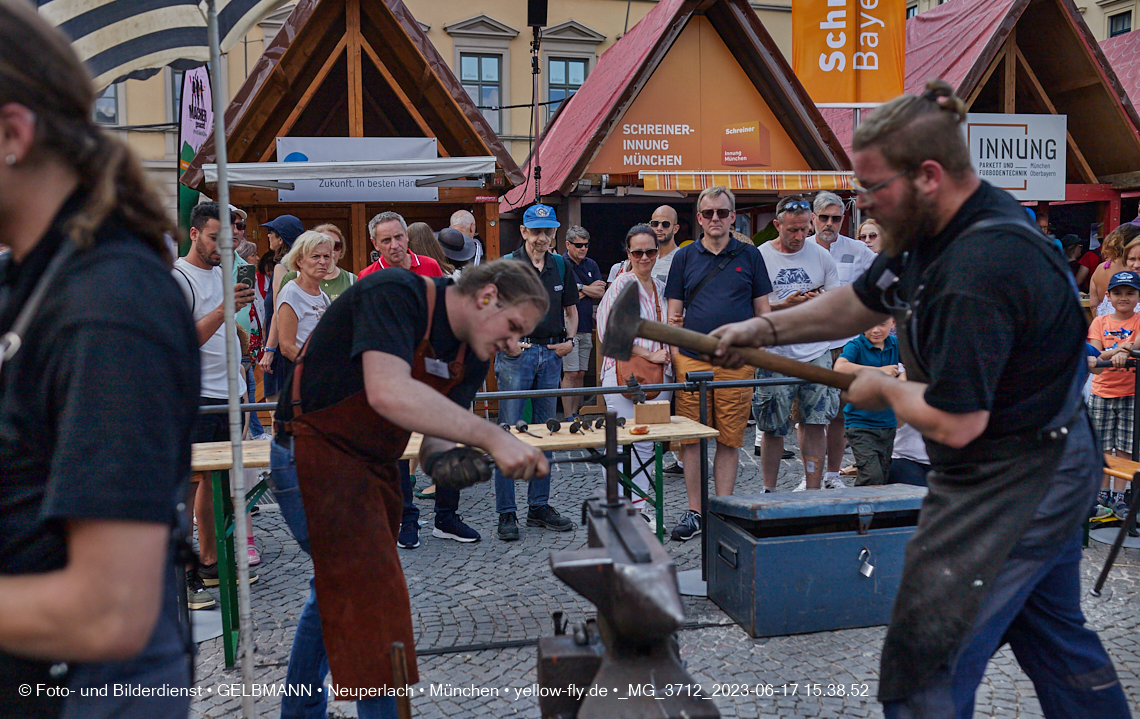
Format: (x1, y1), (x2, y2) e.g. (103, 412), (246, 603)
(835, 318), (903, 486)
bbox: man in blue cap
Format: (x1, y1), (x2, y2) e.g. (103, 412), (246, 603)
(493, 204), (578, 540)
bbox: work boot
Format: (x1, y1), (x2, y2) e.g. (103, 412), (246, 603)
(527, 504), (574, 532)
(498, 512), (519, 541)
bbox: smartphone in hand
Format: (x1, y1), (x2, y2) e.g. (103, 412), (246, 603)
(236, 264), (257, 290)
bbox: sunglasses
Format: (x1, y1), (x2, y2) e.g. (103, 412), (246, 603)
(778, 200), (812, 214)
(567, 241), (589, 248)
(235, 221), (246, 230)
(858, 232), (880, 241)
(333, 241), (344, 251)
(853, 170), (909, 196)
(628, 248), (659, 259)
(649, 220), (672, 228)
(699, 208), (732, 220)
(816, 213), (843, 224)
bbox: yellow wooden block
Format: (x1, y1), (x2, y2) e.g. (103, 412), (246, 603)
(634, 401), (672, 425)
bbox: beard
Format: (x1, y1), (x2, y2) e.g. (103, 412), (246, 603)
(876, 183), (940, 258)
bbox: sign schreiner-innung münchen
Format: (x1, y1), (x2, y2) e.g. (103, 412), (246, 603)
(965, 113), (1067, 201)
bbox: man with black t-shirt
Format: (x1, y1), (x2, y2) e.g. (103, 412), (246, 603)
(269, 260), (548, 718)
(710, 82), (1130, 717)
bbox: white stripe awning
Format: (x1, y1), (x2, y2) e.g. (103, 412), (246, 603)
(202, 157), (499, 184)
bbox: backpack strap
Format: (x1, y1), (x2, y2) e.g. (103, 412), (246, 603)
(172, 266), (197, 316)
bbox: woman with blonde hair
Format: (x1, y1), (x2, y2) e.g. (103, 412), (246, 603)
(275, 231), (333, 374)
(856, 219), (884, 254)
(279, 222), (356, 302)
(407, 221), (456, 276)
(1090, 223), (1140, 315)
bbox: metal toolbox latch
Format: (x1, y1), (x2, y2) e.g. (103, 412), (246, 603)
(857, 504), (873, 535)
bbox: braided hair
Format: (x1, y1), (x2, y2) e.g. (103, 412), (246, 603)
(0, 0), (177, 262)
(852, 79), (973, 178)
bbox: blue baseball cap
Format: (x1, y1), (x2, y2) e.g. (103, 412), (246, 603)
(261, 215), (304, 247)
(522, 203), (560, 229)
(1108, 270), (1140, 292)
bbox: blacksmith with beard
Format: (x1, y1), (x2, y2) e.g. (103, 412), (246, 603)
(707, 79), (1131, 718)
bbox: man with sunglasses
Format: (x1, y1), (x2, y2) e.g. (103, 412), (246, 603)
(562, 225), (604, 420)
(663, 186), (772, 541)
(810, 191), (877, 489)
(754, 196), (840, 493)
(649, 205), (681, 285)
(493, 203), (578, 540)
(709, 81), (1128, 718)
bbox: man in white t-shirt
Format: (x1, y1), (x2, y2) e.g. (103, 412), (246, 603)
(812, 191), (877, 488)
(172, 202), (256, 606)
(754, 196), (840, 492)
(650, 204), (681, 286)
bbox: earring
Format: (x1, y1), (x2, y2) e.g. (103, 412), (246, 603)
(4, 154), (14, 166)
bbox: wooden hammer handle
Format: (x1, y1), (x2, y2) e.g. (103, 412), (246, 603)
(638, 319), (853, 391)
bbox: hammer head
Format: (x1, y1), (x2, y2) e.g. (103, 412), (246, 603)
(601, 282), (642, 361)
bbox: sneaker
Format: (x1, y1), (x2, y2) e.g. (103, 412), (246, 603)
(670, 510), (702, 541)
(793, 479), (807, 492)
(639, 509), (658, 533)
(1090, 503), (1114, 520)
(1113, 499), (1131, 521)
(823, 474), (847, 489)
(186, 574), (216, 611)
(397, 520), (420, 548)
(761, 485), (776, 493)
(251, 433), (273, 442)
(247, 543), (261, 567)
(198, 562), (259, 586)
(433, 514), (481, 543)
(662, 462), (684, 475)
(527, 505), (574, 532)
(498, 512), (520, 541)
(782, 450), (796, 460)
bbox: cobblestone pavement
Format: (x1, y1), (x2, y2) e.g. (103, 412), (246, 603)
(190, 427), (1140, 718)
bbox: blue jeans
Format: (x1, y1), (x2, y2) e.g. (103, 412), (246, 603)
(883, 418), (1129, 719)
(247, 364), (264, 436)
(492, 345), (559, 514)
(271, 439), (399, 719)
(400, 460), (461, 528)
(282, 577), (398, 719)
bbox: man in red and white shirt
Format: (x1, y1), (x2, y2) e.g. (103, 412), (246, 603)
(358, 211), (443, 279)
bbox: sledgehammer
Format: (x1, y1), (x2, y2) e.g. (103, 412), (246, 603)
(601, 282), (853, 390)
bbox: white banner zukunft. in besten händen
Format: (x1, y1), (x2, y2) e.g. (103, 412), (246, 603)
(964, 113), (1067, 201)
(276, 137), (439, 203)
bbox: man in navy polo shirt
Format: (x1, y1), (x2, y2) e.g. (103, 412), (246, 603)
(562, 225), (604, 419)
(664, 186), (772, 541)
(493, 204), (579, 541)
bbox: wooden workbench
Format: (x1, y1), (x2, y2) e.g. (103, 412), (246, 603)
(191, 440), (271, 472)
(1104, 453), (1138, 483)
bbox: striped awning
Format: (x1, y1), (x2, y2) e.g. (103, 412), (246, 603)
(641, 170), (855, 193)
(37, 0), (288, 91)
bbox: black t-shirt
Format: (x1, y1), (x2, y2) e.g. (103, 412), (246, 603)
(275, 269), (489, 424)
(0, 207), (199, 710)
(851, 181), (1085, 441)
(506, 249), (577, 339)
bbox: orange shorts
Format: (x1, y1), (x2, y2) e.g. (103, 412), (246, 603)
(672, 353), (754, 448)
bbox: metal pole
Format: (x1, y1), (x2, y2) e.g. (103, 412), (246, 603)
(851, 108), (862, 231)
(698, 377), (711, 583)
(206, 3), (257, 716)
(531, 26), (542, 203)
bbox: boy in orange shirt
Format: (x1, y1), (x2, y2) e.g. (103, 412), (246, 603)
(1088, 270), (1140, 518)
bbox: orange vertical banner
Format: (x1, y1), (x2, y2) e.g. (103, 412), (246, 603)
(793, 0), (905, 104)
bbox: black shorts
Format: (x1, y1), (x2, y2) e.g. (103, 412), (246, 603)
(191, 397), (245, 444)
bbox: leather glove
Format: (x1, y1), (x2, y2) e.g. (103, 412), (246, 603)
(423, 447), (492, 491)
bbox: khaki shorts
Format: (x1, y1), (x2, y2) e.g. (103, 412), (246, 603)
(562, 332), (593, 373)
(673, 353), (754, 448)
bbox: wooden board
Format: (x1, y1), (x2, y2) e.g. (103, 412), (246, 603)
(399, 416), (718, 460)
(1104, 453), (1138, 483)
(192, 441), (272, 472)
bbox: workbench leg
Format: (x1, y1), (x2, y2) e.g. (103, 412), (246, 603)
(211, 469), (238, 668)
(655, 442), (664, 544)
(622, 445), (632, 500)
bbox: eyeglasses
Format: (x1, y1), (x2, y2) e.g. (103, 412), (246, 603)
(649, 220), (672, 228)
(852, 170), (909, 197)
(816, 213), (842, 224)
(777, 200), (812, 214)
(235, 222), (246, 230)
(567, 241), (589, 248)
(628, 248), (659, 259)
(699, 208), (732, 220)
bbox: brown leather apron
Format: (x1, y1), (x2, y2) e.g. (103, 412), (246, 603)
(286, 277), (465, 691)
